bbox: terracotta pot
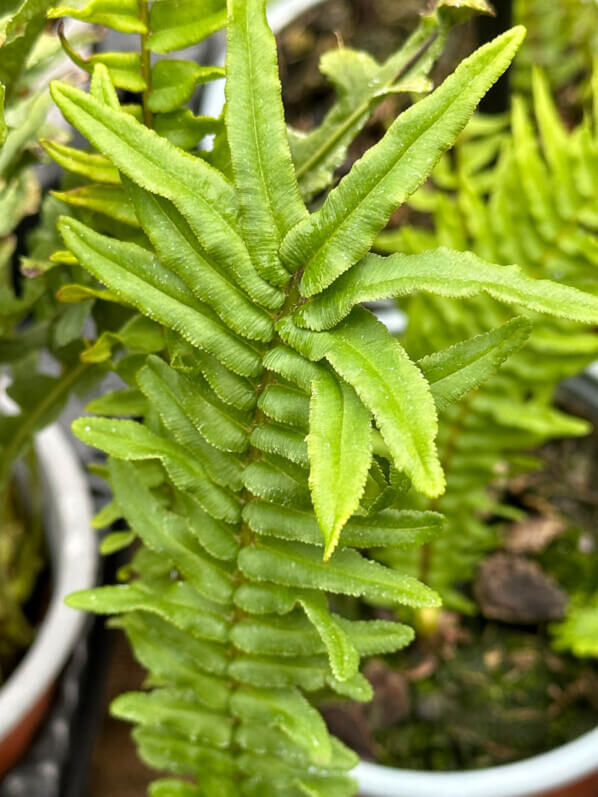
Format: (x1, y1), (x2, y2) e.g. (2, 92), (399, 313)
(0, 422), (96, 777)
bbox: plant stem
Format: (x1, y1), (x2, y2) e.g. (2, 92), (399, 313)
(139, 0), (153, 129)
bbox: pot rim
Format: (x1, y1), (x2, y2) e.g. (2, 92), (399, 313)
(354, 724), (598, 797)
(0, 421), (96, 742)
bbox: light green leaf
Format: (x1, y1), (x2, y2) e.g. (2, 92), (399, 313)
(226, 0), (307, 285)
(231, 686), (331, 767)
(148, 61), (224, 113)
(300, 594), (359, 682)
(296, 248), (598, 329)
(112, 689), (232, 747)
(67, 581), (230, 642)
(308, 370), (372, 559)
(279, 307), (444, 498)
(280, 27), (526, 296)
(289, 10), (451, 202)
(58, 217), (262, 378)
(118, 613), (231, 708)
(417, 318), (533, 411)
(49, 0), (147, 34)
(52, 184), (138, 226)
(239, 538), (440, 607)
(50, 78), (283, 310)
(148, 0), (227, 54)
(243, 502), (443, 549)
(41, 139), (120, 184)
(106, 459), (234, 601)
(72, 419), (241, 522)
(126, 181), (273, 342)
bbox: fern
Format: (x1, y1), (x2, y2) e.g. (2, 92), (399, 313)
(512, 0), (598, 114)
(376, 66), (598, 611)
(0, 0), (231, 498)
(44, 3), (598, 794)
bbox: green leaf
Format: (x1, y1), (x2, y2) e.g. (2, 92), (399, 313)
(226, 0), (307, 285)
(279, 307), (445, 498)
(471, 395), (591, 438)
(296, 247), (598, 329)
(148, 61), (224, 114)
(107, 459), (234, 601)
(58, 217), (262, 378)
(231, 687), (332, 767)
(300, 595), (359, 682)
(118, 613), (231, 708)
(418, 318), (533, 411)
(48, 0), (147, 34)
(50, 78), (283, 310)
(138, 355), (248, 455)
(243, 456), (310, 507)
(552, 597), (598, 658)
(67, 581), (230, 642)
(250, 424), (308, 467)
(126, 181), (273, 342)
(239, 538), (440, 607)
(289, 9), (452, 202)
(86, 388), (148, 416)
(112, 689), (232, 747)
(231, 612), (413, 658)
(52, 184), (138, 226)
(243, 502), (443, 549)
(72, 420), (241, 523)
(58, 30), (146, 92)
(150, 782), (203, 797)
(308, 370), (372, 559)
(280, 27), (526, 296)
(195, 350), (257, 412)
(0, 0), (49, 90)
(41, 139), (120, 184)
(133, 725), (233, 775)
(148, 0), (227, 54)
(262, 346), (323, 392)
(258, 385), (309, 429)
(154, 109), (219, 150)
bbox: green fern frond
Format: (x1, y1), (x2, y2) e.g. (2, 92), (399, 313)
(48, 4), (598, 794)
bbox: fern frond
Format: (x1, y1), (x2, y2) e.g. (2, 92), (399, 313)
(51, 4), (598, 794)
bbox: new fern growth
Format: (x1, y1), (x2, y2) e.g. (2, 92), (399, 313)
(46, 3), (598, 794)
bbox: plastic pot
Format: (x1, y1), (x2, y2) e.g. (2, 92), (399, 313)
(0, 421), (96, 777)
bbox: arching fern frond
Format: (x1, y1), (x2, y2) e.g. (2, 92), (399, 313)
(49, 5), (598, 794)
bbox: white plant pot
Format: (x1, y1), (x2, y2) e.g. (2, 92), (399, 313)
(0, 422), (96, 774)
(354, 732), (598, 797)
(202, 1), (598, 793)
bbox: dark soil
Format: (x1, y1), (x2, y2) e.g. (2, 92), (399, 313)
(322, 427), (598, 771)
